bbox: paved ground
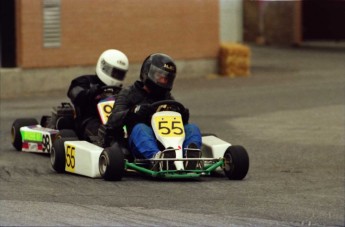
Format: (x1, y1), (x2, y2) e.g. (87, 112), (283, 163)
(0, 45), (344, 226)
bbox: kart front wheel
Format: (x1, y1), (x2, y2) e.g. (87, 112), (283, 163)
(11, 118), (38, 151)
(223, 145), (249, 180)
(99, 143), (125, 181)
(51, 137), (67, 173)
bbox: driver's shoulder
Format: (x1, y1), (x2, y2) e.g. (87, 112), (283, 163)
(70, 74), (98, 85)
(74, 74), (97, 80)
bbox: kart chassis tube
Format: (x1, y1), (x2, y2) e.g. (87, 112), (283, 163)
(125, 159), (224, 179)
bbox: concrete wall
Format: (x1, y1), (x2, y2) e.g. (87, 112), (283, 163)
(0, 59), (217, 99)
(220, 0), (243, 43)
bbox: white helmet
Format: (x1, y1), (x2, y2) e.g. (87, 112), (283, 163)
(96, 49), (129, 87)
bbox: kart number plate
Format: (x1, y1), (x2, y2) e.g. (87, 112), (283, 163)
(97, 100), (115, 124)
(153, 116), (185, 137)
(65, 144), (76, 172)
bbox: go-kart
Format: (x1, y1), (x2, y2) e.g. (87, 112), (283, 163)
(10, 86), (119, 154)
(51, 100), (250, 181)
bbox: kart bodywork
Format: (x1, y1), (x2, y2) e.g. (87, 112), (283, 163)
(11, 102), (76, 153)
(11, 96), (249, 181)
(50, 100), (250, 181)
(51, 135), (249, 180)
(11, 87), (117, 153)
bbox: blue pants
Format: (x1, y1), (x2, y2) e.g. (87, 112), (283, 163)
(128, 123), (202, 159)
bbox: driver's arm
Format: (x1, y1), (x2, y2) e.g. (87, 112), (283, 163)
(106, 88), (132, 128)
(106, 87), (154, 133)
(67, 76), (101, 107)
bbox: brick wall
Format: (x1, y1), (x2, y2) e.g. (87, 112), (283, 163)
(16, 0), (219, 68)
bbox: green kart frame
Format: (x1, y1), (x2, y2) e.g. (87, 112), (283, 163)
(126, 158), (224, 179)
(99, 142), (249, 181)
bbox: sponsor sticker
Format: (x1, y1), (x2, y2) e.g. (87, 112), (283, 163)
(21, 131), (43, 142)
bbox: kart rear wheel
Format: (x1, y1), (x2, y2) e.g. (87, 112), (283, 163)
(40, 115), (51, 128)
(11, 118), (39, 151)
(56, 129), (78, 139)
(223, 145), (249, 180)
(99, 143), (125, 181)
(51, 137), (67, 173)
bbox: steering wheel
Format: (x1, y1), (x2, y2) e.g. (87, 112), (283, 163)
(151, 100), (186, 114)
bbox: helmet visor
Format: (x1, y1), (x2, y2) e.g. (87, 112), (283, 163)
(147, 65), (175, 89)
(101, 59), (126, 81)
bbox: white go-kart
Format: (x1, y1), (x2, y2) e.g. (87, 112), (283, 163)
(10, 86), (119, 154)
(50, 100), (249, 181)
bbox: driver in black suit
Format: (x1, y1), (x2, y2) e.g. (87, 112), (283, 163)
(105, 53), (201, 168)
(67, 49), (129, 141)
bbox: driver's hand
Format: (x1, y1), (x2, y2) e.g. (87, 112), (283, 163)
(133, 104), (154, 118)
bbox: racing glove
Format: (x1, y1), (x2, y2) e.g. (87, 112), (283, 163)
(124, 104), (155, 127)
(181, 108), (190, 124)
(133, 104), (154, 119)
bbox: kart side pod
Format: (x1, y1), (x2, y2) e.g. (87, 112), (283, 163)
(19, 125), (59, 153)
(51, 139), (103, 178)
(202, 135), (250, 179)
(201, 135), (231, 158)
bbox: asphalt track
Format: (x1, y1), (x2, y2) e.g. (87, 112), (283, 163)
(0, 45), (344, 226)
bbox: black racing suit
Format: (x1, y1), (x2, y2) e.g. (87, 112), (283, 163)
(67, 74), (107, 140)
(106, 80), (197, 159)
(106, 80), (174, 136)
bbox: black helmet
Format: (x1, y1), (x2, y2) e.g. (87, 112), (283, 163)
(140, 53), (176, 94)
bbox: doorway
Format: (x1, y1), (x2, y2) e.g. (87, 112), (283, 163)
(302, 0), (345, 41)
(1, 0), (16, 67)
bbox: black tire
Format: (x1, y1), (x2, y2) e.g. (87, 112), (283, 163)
(51, 137), (67, 173)
(223, 145), (249, 180)
(57, 129), (78, 139)
(11, 118), (39, 151)
(40, 115), (51, 128)
(99, 143), (125, 181)
(56, 116), (75, 130)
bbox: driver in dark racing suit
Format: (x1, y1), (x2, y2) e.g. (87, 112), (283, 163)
(105, 53), (202, 167)
(67, 49), (129, 141)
